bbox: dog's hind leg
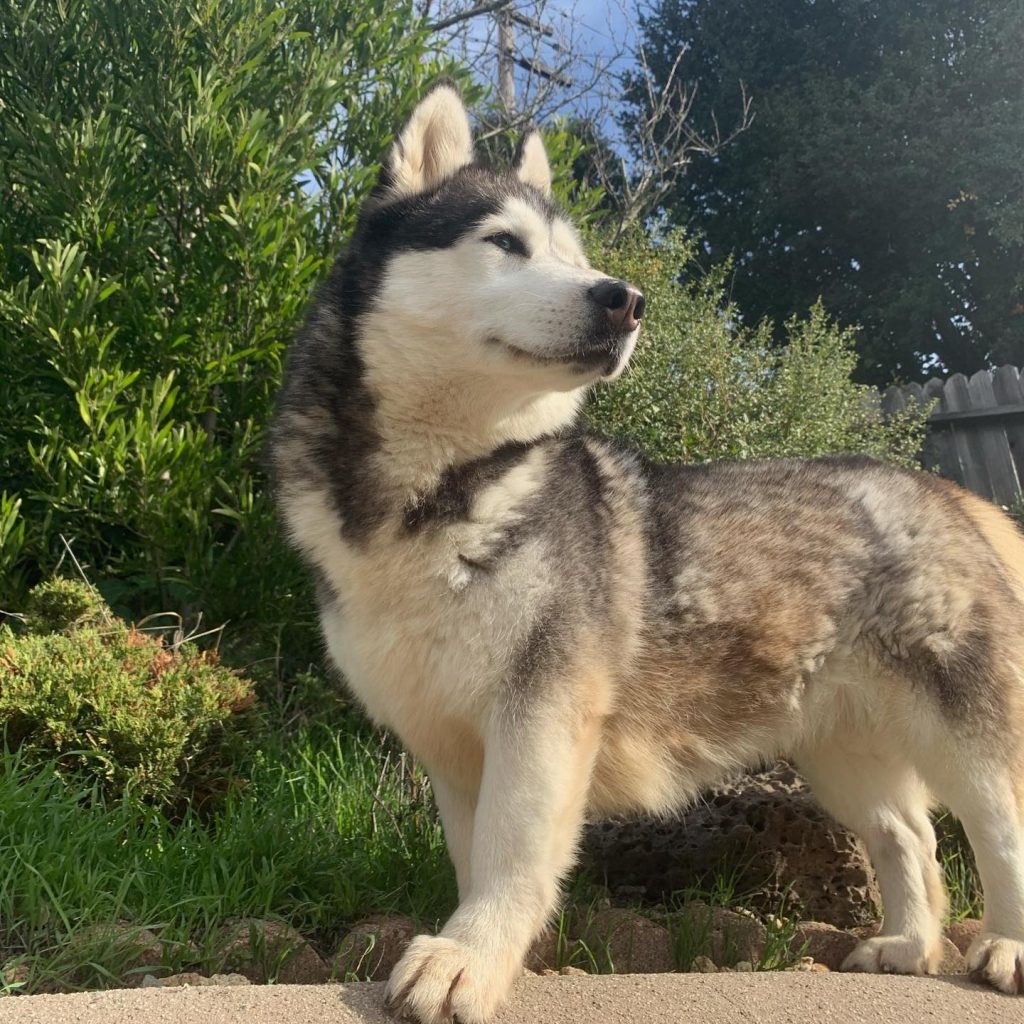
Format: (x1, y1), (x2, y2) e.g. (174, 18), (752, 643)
(925, 751), (1024, 994)
(795, 735), (946, 974)
(385, 698), (602, 1024)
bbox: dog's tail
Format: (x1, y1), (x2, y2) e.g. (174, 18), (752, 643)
(950, 484), (1024, 607)
(946, 482), (1024, 815)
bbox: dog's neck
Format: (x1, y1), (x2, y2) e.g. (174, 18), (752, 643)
(372, 373), (585, 494)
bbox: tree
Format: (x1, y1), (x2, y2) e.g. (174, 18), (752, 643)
(630, 0), (1024, 385)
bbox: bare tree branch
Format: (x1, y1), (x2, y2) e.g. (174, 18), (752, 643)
(429, 0), (516, 33)
(429, 0), (753, 242)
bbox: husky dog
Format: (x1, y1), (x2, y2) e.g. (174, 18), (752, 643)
(271, 82), (1024, 1021)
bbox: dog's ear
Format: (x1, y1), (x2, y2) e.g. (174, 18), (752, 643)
(514, 128), (552, 195)
(383, 81), (474, 197)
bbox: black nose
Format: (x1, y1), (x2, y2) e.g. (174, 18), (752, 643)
(588, 279), (645, 332)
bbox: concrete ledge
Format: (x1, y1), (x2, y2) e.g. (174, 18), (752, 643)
(0, 972), (1016, 1024)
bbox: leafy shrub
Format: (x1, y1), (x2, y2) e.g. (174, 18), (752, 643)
(0, 580), (254, 802)
(0, 0), (459, 639)
(587, 230), (928, 464)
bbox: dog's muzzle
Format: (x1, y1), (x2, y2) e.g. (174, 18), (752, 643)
(588, 279), (646, 333)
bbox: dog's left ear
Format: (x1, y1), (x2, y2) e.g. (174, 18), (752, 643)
(514, 129), (552, 195)
(383, 81), (474, 197)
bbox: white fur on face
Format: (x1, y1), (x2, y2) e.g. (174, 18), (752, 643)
(366, 197), (639, 399)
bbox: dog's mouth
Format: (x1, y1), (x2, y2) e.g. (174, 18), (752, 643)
(487, 335), (625, 377)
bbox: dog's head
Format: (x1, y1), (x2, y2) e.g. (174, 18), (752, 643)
(339, 83), (644, 407)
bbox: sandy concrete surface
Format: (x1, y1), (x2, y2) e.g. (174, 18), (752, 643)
(0, 973), (1016, 1024)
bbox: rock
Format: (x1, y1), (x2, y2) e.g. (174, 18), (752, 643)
(69, 922), (165, 985)
(216, 919), (329, 984)
(559, 966), (588, 976)
(789, 921), (860, 971)
(734, 960), (753, 972)
(525, 927), (561, 973)
(946, 918), (982, 956)
(583, 763), (881, 928)
(691, 956), (718, 973)
(674, 902), (767, 969)
(331, 915), (416, 982)
(1, 959), (30, 988)
(151, 972), (251, 987)
(787, 956), (830, 973)
(936, 937), (967, 975)
(578, 908), (675, 974)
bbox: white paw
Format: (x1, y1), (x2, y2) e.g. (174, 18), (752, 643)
(966, 933), (1024, 995)
(841, 935), (936, 975)
(384, 934), (518, 1024)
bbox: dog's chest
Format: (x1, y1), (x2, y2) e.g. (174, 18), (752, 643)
(315, 520), (531, 760)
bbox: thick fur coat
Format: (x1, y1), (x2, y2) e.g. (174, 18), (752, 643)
(271, 84), (1024, 1022)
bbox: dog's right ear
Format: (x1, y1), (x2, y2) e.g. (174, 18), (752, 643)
(381, 81), (474, 197)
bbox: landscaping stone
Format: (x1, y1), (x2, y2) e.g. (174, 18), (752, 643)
(945, 918), (982, 956)
(789, 921), (859, 971)
(936, 937), (967, 975)
(578, 908), (675, 974)
(524, 927), (560, 973)
(0, 960), (30, 988)
(331, 915), (416, 982)
(68, 922), (165, 986)
(73, 922), (164, 970)
(216, 918), (329, 984)
(674, 902), (768, 968)
(142, 972), (251, 987)
(787, 956), (830, 973)
(583, 763), (881, 927)
(691, 955), (718, 973)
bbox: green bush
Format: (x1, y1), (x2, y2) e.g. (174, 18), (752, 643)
(0, 580), (254, 802)
(587, 229), (928, 464)
(0, 0), (459, 638)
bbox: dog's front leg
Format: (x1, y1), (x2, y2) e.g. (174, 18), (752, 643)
(385, 699), (602, 1024)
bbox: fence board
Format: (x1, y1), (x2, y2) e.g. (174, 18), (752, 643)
(991, 366), (1024, 488)
(965, 370), (1020, 505)
(911, 378), (963, 482)
(890, 365), (1024, 506)
(941, 373), (994, 498)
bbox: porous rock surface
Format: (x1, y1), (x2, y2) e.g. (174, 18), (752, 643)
(215, 918), (330, 985)
(582, 763), (881, 928)
(332, 915), (417, 982)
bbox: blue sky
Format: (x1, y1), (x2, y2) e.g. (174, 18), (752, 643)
(443, 0), (641, 125)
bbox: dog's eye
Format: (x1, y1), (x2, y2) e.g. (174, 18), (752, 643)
(484, 232), (528, 258)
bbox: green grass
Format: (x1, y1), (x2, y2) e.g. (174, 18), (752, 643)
(0, 683), (983, 993)
(0, 721), (455, 992)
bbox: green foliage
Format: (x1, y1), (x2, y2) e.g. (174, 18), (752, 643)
(0, 727), (451, 992)
(631, 0), (1024, 384)
(23, 576), (110, 634)
(587, 230), (928, 464)
(0, 580), (254, 803)
(0, 0), (459, 637)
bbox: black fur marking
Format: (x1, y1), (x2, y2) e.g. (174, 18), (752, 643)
(271, 159), (561, 546)
(270, 272), (387, 543)
(507, 604), (566, 703)
(403, 439), (541, 532)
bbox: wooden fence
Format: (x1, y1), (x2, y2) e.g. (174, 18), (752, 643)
(881, 365), (1024, 507)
